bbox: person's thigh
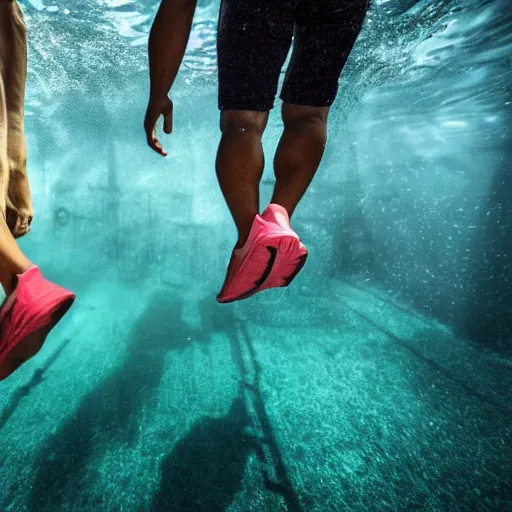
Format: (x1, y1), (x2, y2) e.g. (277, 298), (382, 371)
(281, 0), (369, 107)
(217, 0), (296, 112)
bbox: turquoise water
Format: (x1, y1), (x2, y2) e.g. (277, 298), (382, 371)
(1, 0), (511, 510)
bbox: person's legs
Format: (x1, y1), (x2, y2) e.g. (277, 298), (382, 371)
(216, 110), (268, 247)
(215, 106), (313, 303)
(272, 104), (329, 218)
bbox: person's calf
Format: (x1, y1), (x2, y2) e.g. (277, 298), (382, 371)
(216, 110), (268, 246)
(272, 104), (329, 218)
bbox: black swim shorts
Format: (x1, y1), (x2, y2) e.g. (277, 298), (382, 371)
(217, 0), (369, 111)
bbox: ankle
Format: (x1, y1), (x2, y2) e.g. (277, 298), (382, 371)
(235, 231), (250, 249)
(12, 260), (32, 277)
(268, 199), (294, 219)
(234, 211), (259, 249)
(0, 261), (32, 295)
(1, 274), (16, 296)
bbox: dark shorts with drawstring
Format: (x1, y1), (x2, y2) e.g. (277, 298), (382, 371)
(217, 0), (369, 111)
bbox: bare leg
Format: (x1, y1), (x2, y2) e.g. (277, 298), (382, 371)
(5, 1), (33, 238)
(0, 4), (31, 296)
(215, 110), (268, 247)
(271, 104), (329, 218)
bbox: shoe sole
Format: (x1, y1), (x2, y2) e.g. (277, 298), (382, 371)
(262, 234), (308, 290)
(0, 297), (75, 381)
(218, 234), (307, 304)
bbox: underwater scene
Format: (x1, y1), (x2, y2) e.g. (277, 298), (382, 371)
(0, 0), (511, 510)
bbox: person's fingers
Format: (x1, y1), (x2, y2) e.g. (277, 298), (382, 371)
(147, 135), (167, 156)
(144, 107), (167, 156)
(154, 139), (167, 157)
(144, 98), (173, 156)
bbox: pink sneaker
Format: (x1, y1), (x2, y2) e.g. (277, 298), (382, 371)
(0, 266), (75, 381)
(217, 204), (308, 304)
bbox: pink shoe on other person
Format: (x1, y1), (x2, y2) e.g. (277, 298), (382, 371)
(0, 266), (75, 381)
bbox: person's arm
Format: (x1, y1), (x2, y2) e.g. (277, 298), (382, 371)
(144, 0), (198, 156)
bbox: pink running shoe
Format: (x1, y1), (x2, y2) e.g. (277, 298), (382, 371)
(0, 266), (75, 381)
(217, 204), (308, 304)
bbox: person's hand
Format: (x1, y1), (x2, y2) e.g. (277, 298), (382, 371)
(144, 95), (173, 156)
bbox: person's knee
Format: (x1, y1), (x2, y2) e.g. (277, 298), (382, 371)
(220, 110), (268, 136)
(281, 104), (329, 130)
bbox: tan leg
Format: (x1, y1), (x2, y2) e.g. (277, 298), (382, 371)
(4, 1), (33, 238)
(0, 5), (31, 295)
(0, 4), (10, 219)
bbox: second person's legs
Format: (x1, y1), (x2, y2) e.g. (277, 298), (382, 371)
(0, 1), (75, 382)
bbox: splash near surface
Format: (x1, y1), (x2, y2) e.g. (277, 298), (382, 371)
(0, 1), (511, 511)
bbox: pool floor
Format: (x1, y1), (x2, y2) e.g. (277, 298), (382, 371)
(0, 278), (510, 512)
